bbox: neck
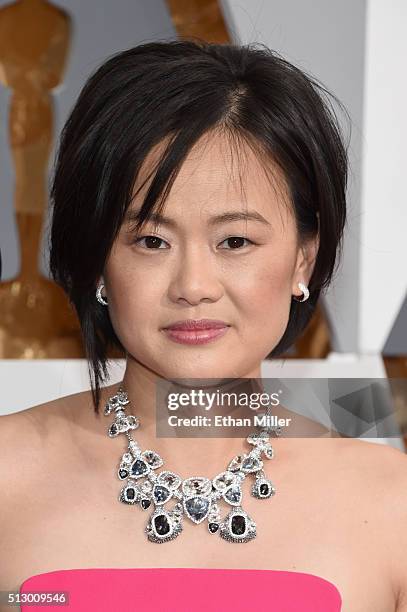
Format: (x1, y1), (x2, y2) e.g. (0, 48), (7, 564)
(116, 356), (269, 477)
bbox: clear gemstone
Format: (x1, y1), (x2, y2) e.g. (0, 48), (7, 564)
(213, 471), (236, 491)
(141, 481), (153, 493)
(227, 454), (245, 472)
(182, 477), (211, 497)
(128, 440), (140, 455)
(264, 445), (274, 459)
(109, 398), (120, 409)
(117, 391), (129, 405)
(247, 432), (269, 445)
(115, 418), (128, 432)
(127, 415), (140, 429)
(157, 471), (181, 490)
(142, 450), (163, 469)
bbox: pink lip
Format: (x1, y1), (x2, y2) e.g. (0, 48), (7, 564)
(163, 319), (229, 331)
(162, 319), (230, 345)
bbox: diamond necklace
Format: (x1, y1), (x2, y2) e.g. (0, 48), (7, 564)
(104, 385), (280, 544)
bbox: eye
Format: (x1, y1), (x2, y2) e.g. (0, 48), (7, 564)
(218, 236), (255, 250)
(134, 235), (169, 249)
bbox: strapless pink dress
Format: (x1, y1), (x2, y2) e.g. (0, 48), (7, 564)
(20, 567), (342, 611)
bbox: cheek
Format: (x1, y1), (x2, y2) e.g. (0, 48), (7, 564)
(104, 255), (162, 345)
(229, 249), (296, 357)
(234, 250), (295, 317)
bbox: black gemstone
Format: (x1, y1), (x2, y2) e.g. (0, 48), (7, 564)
(131, 459), (148, 477)
(118, 469), (128, 479)
(109, 423), (118, 435)
(260, 483), (270, 496)
(141, 498), (151, 509)
(208, 522), (219, 533)
(231, 514), (246, 536)
(126, 488), (135, 500)
(154, 513), (171, 536)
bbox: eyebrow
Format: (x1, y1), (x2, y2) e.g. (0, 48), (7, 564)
(124, 208), (272, 228)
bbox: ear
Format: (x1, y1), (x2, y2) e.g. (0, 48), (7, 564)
(291, 233), (319, 298)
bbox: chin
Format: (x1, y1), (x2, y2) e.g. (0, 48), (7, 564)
(165, 375), (233, 388)
(160, 362), (245, 383)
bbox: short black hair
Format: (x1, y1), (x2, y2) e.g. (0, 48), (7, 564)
(49, 39), (349, 414)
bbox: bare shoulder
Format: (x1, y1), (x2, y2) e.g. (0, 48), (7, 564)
(341, 437), (407, 469)
(375, 443), (407, 612)
(336, 437), (407, 496)
(0, 389), (96, 516)
(0, 389), (87, 446)
(372, 443), (407, 611)
(0, 382), (115, 440)
(343, 439), (407, 609)
(297, 435), (407, 474)
(0, 382), (116, 474)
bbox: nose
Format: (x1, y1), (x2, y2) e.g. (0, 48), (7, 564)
(167, 246), (224, 306)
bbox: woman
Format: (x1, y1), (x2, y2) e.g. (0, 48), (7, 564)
(1, 39), (406, 611)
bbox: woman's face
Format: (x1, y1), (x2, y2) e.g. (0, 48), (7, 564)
(104, 131), (317, 381)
